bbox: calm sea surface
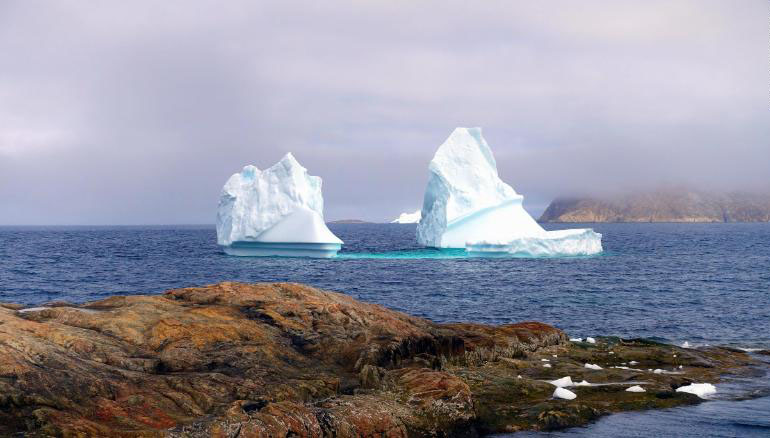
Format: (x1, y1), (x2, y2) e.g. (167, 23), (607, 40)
(1, 223), (768, 436)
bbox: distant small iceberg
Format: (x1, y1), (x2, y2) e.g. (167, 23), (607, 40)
(391, 209), (421, 224)
(216, 153), (343, 258)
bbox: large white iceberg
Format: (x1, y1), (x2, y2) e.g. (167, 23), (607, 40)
(391, 209), (421, 224)
(216, 153), (343, 257)
(416, 128), (602, 256)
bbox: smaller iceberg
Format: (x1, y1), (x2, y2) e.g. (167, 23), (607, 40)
(553, 387), (577, 400)
(549, 376), (574, 388)
(676, 383), (716, 398)
(391, 209), (422, 224)
(416, 128), (602, 257)
(216, 153), (343, 257)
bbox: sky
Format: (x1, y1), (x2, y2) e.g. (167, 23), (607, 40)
(1, 0), (768, 224)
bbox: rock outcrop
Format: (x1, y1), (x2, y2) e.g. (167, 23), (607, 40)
(540, 189), (770, 223)
(0, 283), (760, 436)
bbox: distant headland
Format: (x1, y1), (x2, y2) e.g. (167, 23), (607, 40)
(540, 189), (770, 223)
(326, 219), (373, 224)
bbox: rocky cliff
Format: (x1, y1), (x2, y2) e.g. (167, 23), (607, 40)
(0, 282), (760, 436)
(539, 190), (770, 223)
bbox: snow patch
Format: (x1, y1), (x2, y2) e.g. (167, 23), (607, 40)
(18, 306), (50, 313)
(676, 383), (717, 398)
(553, 387), (577, 400)
(584, 363), (603, 370)
(626, 385), (646, 393)
(549, 376), (574, 388)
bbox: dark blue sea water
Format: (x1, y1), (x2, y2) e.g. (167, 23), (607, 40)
(1, 223), (769, 436)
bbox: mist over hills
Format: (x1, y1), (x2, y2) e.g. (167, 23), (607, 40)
(539, 189), (770, 223)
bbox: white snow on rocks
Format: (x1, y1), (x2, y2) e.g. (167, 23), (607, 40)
(548, 377), (592, 388)
(391, 209), (422, 224)
(676, 383), (716, 398)
(585, 363), (603, 370)
(682, 341), (692, 348)
(586, 337), (597, 344)
(553, 387), (577, 400)
(416, 128), (602, 256)
(18, 307), (50, 313)
(570, 338), (583, 342)
(549, 376), (574, 388)
(543, 363), (552, 368)
(626, 385), (646, 393)
(216, 153), (343, 257)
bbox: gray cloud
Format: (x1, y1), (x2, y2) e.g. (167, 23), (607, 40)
(1, 0), (768, 224)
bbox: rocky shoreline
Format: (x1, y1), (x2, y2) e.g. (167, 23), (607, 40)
(0, 282), (763, 437)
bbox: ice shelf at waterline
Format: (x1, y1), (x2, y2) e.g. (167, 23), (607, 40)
(416, 127), (602, 256)
(216, 153), (343, 257)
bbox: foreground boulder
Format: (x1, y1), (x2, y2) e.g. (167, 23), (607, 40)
(0, 283), (760, 437)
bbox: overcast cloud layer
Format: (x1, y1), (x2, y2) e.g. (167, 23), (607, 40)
(1, 1), (768, 224)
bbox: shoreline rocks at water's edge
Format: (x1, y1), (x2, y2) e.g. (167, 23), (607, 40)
(0, 282), (762, 437)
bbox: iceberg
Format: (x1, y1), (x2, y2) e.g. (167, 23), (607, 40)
(216, 153), (343, 257)
(416, 127), (602, 256)
(391, 209), (422, 224)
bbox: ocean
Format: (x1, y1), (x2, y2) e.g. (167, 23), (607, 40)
(1, 222), (768, 436)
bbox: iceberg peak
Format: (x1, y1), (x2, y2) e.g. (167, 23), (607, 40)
(416, 127), (536, 248)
